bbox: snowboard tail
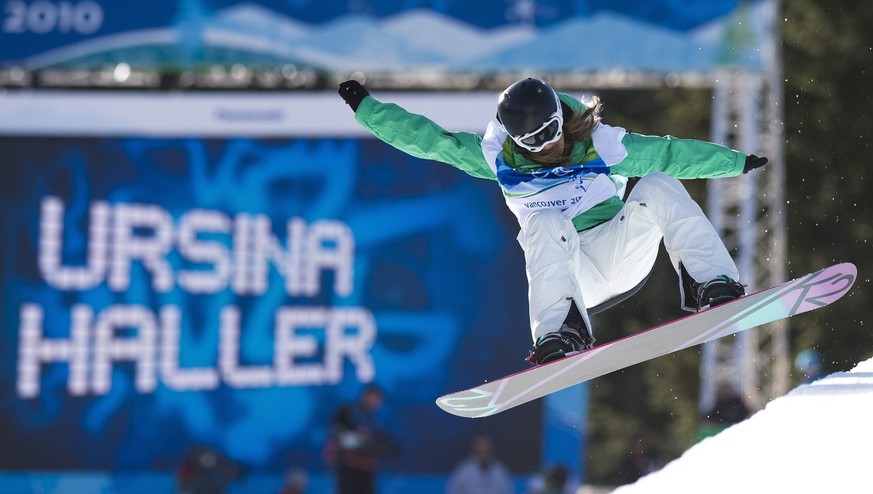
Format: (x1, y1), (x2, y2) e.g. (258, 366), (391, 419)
(436, 263), (857, 418)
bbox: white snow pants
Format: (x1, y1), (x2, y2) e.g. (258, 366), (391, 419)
(517, 172), (739, 341)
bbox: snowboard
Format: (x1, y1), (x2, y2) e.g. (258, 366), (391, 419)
(437, 262), (857, 418)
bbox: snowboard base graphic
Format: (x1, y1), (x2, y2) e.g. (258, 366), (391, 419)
(437, 263), (857, 418)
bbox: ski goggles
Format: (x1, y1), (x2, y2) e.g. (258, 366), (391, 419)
(510, 114), (563, 153)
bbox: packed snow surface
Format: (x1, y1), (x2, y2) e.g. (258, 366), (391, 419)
(611, 357), (873, 493)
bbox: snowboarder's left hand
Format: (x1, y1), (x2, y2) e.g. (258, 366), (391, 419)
(743, 154), (768, 173)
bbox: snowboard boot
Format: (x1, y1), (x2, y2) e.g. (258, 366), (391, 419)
(697, 275), (745, 310)
(527, 301), (595, 365)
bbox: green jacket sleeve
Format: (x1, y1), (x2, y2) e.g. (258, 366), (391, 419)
(612, 132), (745, 179)
(354, 96), (497, 180)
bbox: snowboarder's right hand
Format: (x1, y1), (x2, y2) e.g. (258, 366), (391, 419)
(338, 80), (369, 113)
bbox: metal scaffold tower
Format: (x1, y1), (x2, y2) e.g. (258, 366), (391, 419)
(700, 63), (788, 411)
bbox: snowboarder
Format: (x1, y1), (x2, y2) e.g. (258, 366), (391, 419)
(338, 77), (768, 365)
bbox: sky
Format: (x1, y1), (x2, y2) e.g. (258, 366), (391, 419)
(610, 356), (873, 493)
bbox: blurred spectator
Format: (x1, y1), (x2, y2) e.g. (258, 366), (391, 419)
(446, 435), (514, 494)
(176, 445), (241, 494)
(795, 348), (826, 383)
(278, 467), (309, 494)
(696, 381), (751, 440)
(705, 382), (751, 425)
(615, 434), (662, 485)
(326, 385), (397, 494)
(525, 464), (577, 494)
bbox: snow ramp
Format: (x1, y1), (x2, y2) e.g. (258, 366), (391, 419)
(611, 356), (873, 493)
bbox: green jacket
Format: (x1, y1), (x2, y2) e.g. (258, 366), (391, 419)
(354, 93), (745, 231)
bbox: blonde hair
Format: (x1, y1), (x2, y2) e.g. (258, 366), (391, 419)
(517, 96), (603, 167)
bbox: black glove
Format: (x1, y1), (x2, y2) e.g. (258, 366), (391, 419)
(743, 154), (768, 173)
(338, 80), (369, 112)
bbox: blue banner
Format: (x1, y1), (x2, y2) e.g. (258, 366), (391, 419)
(0, 0), (770, 73)
(0, 135), (542, 474)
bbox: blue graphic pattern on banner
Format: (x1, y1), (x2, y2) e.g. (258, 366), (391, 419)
(0, 0), (768, 72)
(0, 136), (540, 473)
